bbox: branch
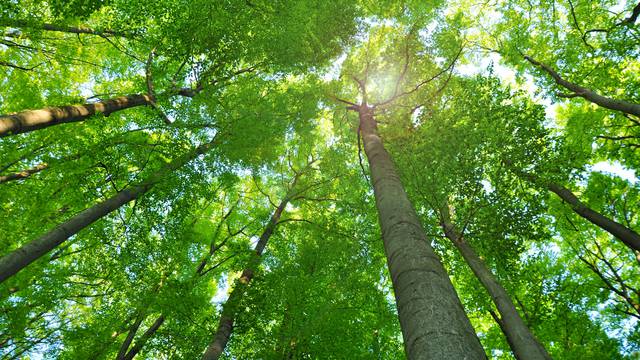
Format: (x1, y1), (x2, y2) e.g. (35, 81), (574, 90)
(144, 48), (171, 125)
(596, 135), (640, 141)
(200, 253), (238, 277)
(620, 1), (640, 25)
(0, 163), (48, 184)
(326, 93), (357, 107)
(524, 54), (640, 117)
(375, 43), (464, 108)
(0, 19), (134, 38)
(0, 60), (41, 71)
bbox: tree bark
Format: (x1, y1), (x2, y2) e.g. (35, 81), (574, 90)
(511, 165), (640, 252)
(357, 105), (486, 360)
(439, 205), (551, 360)
(0, 140), (215, 283)
(0, 65), (255, 137)
(0, 19), (132, 37)
(0, 94), (154, 137)
(116, 312), (146, 360)
(524, 56), (640, 117)
(547, 182), (640, 251)
(122, 315), (166, 360)
(202, 195), (289, 360)
(0, 163), (48, 184)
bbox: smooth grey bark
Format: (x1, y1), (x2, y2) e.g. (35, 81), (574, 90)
(439, 205), (551, 360)
(0, 163), (48, 183)
(524, 56), (640, 117)
(0, 94), (154, 137)
(356, 105), (486, 360)
(0, 140), (215, 283)
(202, 195), (290, 360)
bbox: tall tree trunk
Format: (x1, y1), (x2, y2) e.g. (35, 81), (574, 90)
(0, 140), (215, 283)
(357, 105), (486, 360)
(0, 94), (153, 137)
(202, 195), (290, 360)
(439, 205), (551, 360)
(524, 56), (640, 117)
(0, 163), (48, 184)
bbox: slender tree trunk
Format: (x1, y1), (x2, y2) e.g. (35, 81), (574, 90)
(0, 140), (215, 283)
(108, 199), (241, 358)
(121, 315), (166, 360)
(511, 164), (640, 252)
(439, 205), (551, 360)
(0, 163), (48, 184)
(0, 94), (154, 137)
(524, 56), (640, 117)
(546, 182), (640, 251)
(357, 105), (486, 360)
(116, 312), (146, 360)
(0, 65), (254, 137)
(202, 195), (290, 360)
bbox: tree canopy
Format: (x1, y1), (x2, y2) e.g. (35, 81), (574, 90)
(1, 0), (639, 359)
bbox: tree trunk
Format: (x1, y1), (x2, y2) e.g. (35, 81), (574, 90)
(116, 312), (146, 360)
(439, 206), (551, 360)
(0, 140), (215, 283)
(357, 105), (486, 360)
(0, 163), (48, 184)
(202, 195), (289, 360)
(0, 94), (153, 137)
(524, 56), (640, 117)
(546, 182), (640, 252)
(122, 315), (166, 360)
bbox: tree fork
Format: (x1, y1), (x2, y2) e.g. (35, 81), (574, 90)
(0, 139), (216, 283)
(439, 204), (551, 360)
(356, 105), (486, 359)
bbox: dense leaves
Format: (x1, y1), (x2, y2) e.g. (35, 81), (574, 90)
(1, 0), (639, 359)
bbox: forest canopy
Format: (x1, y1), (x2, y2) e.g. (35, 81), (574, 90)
(0, 0), (639, 359)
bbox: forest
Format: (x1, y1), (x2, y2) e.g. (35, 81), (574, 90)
(0, 0), (639, 359)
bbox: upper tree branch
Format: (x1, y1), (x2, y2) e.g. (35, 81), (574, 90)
(524, 55), (640, 117)
(0, 19), (134, 38)
(375, 44), (464, 108)
(0, 163), (48, 184)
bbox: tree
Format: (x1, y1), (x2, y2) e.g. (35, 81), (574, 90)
(2, 1), (639, 359)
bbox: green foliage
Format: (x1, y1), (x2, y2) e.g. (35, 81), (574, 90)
(1, 0), (639, 359)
